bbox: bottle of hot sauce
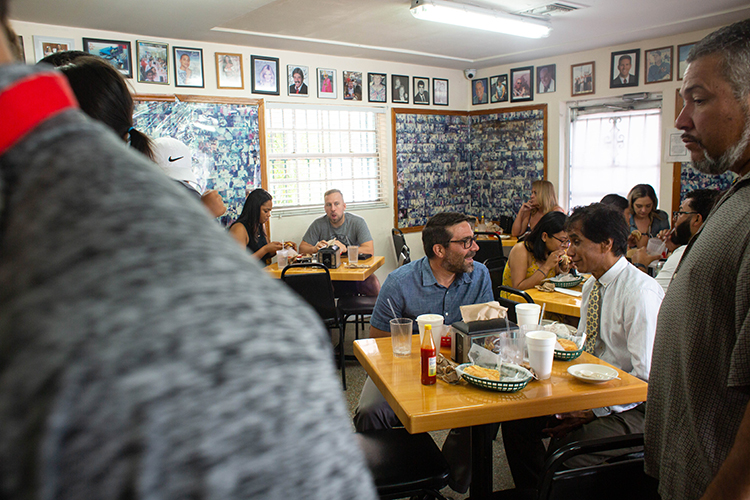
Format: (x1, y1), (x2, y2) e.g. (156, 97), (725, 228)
(421, 324), (437, 385)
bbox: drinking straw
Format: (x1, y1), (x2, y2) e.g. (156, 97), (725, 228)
(387, 298), (398, 321)
(540, 303), (546, 323)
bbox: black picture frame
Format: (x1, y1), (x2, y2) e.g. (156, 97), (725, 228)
(433, 78), (448, 106)
(536, 64), (556, 94)
(173, 46), (204, 88)
(136, 40), (169, 85)
(83, 37), (132, 78)
(392, 74), (409, 104)
(413, 76), (430, 105)
(251, 55), (280, 95)
(610, 49), (640, 88)
(677, 43), (696, 81)
(571, 61), (595, 96)
(472, 78), (489, 105)
(510, 66), (534, 103)
(367, 72), (387, 103)
(489, 74), (508, 103)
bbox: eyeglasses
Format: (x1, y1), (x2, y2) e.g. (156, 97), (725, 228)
(673, 210), (698, 218)
(449, 236), (478, 249)
(552, 235), (570, 246)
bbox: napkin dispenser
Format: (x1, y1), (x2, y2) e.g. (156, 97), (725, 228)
(451, 318), (519, 364)
(317, 245), (341, 269)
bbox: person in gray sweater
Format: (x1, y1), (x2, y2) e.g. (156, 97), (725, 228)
(0, 8), (377, 499)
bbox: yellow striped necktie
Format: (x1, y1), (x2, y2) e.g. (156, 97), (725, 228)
(584, 280), (602, 354)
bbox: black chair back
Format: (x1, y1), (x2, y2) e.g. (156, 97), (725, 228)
(495, 285), (534, 324)
(391, 228), (411, 266)
(474, 231), (503, 265)
(281, 263), (338, 322)
(538, 434), (658, 500)
(498, 215), (514, 235)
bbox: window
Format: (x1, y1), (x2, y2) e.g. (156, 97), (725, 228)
(568, 103), (661, 208)
(265, 105), (387, 213)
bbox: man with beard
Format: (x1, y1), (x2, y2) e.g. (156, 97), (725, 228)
(353, 212), (492, 493)
(645, 19), (750, 500)
(651, 189), (720, 292)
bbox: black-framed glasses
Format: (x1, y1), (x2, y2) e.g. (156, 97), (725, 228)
(552, 235), (570, 246)
(449, 236), (478, 249)
(673, 210), (698, 218)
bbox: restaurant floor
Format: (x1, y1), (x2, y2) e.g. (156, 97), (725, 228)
(337, 332), (516, 499)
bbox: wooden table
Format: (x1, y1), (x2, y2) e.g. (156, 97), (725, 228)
(501, 236), (517, 247)
(511, 285), (583, 317)
(265, 255), (384, 281)
(354, 335), (647, 499)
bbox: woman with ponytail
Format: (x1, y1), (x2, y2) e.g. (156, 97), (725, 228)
(38, 52), (154, 159)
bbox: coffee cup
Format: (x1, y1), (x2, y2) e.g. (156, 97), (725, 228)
(515, 303), (542, 326)
(416, 313), (444, 347)
(525, 330), (556, 380)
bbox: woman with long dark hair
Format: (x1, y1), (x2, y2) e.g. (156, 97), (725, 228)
(40, 53), (154, 159)
(503, 211), (570, 291)
(229, 189), (293, 264)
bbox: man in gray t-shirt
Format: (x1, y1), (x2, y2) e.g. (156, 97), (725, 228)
(300, 189), (380, 295)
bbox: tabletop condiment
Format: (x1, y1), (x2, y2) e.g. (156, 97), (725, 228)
(421, 324), (437, 385)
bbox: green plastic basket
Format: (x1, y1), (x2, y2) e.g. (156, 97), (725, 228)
(457, 363), (533, 392)
(554, 348), (583, 361)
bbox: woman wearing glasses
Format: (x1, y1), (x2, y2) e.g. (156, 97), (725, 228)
(503, 211), (570, 292)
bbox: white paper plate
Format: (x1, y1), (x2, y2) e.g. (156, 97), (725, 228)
(567, 363), (619, 383)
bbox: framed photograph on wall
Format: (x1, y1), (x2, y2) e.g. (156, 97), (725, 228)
(413, 76), (430, 105)
(33, 35), (75, 62)
(17, 35), (25, 63)
(392, 74), (409, 104)
(610, 49), (640, 88)
(317, 68), (336, 99)
(571, 61), (595, 96)
(251, 55), (279, 95)
(433, 78), (448, 106)
(173, 47), (204, 88)
(343, 71), (363, 100)
(83, 38), (132, 78)
(136, 40), (169, 84)
(645, 46), (672, 84)
(216, 53), (244, 89)
(368, 72), (387, 103)
(489, 74), (508, 103)
(287, 65), (309, 96)
(510, 66), (533, 102)
(472, 77), (489, 105)
(536, 64), (556, 94)
(677, 42), (695, 81)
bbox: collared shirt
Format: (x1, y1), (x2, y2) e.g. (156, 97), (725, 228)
(370, 256), (493, 332)
(578, 256), (664, 415)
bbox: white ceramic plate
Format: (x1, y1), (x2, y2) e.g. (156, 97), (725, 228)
(567, 363), (619, 383)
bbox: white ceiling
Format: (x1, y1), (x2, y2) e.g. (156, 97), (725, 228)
(10, 0), (750, 70)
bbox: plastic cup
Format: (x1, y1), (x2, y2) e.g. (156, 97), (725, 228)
(277, 249), (289, 268)
(500, 329), (525, 365)
(647, 238), (667, 257)
(348, 245), (359, 263)
(417, 313), (444, 347)
(516, 303), (542, 326)
(390, 318), (413, 357)
(525, 330), (557, 380)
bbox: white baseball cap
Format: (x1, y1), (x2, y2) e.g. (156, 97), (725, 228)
(152, 137), (200, 190)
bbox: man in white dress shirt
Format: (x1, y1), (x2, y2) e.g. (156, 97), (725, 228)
(502, 202), (664, 489)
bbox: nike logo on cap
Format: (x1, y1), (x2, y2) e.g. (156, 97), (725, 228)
(168, 156), (184, 162)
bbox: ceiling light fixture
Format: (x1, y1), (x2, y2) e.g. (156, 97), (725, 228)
(410, 0), (551, 39)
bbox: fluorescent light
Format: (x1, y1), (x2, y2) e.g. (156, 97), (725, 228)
(410, 0), (551, 39)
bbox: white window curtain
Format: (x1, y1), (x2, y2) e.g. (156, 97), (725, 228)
(569, 108), (661, 209)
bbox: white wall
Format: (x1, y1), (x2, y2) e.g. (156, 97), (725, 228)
(12, 19), (726, 280)
(469, 25), (723, 215)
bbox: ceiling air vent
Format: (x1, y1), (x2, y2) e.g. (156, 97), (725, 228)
(521, 2), (585, 16)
